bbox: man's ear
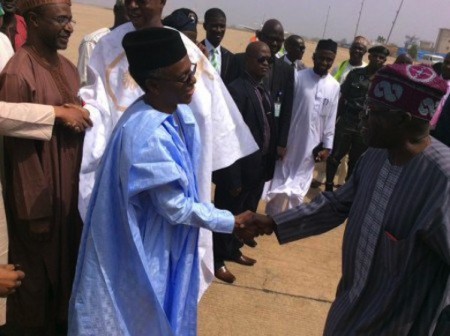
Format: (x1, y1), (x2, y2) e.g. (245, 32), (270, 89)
(255, 30), (261, 40)
(397, 111), (412, 126)
(27, 11), (39, 28)
(203, 22), (207, 31)
(145, 78), (160, 95)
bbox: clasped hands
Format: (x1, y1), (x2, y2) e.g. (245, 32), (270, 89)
(55, 103), (93, 133)
(233, 211), (275, 244)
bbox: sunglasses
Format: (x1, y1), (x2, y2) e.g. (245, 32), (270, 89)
(255, 56), (273, 64)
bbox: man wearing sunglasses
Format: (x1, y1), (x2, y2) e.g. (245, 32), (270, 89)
(69, 27), (254, 336)
(228, 19), (294, 161)
(213, 41), (277, 283)
(249, 64), (450, 335)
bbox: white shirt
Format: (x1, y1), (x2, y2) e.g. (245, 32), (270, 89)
(204, 39), (222, 74)
(282, 54), (306, 71)
(0, 32), (14, 72)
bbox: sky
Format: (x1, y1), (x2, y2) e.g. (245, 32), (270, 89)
(77, 0), (450, 47)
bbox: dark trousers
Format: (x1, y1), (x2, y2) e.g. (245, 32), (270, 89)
(326, 120), (367, 185)
(213, 181), (265, 270)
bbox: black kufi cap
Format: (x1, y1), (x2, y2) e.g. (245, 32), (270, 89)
(122, 27), (187, 81)
(368, 45), (390, 57)
(316, 39), (338, 54)
(162, 8), (198, 33)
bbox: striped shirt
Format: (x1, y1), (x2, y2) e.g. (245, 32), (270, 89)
(273, 138), (450, 335)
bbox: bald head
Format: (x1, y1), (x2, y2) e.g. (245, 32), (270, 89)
(246, 41), (269, 56)
(394, 53), (413, 65)
(261, 19), (283, 35)
(245, 41), (271, 81)
(257, 19), (285, 56)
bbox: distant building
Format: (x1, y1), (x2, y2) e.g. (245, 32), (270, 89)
(419, 40), (434, 51)
(435, 28), (450, 53)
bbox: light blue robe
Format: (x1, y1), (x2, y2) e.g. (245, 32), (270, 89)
(68, 98), (235, 336)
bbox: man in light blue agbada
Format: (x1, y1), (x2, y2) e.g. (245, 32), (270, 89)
(68, 27), (254, 336)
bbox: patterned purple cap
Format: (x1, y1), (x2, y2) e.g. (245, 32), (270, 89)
(368, 64), (448, 121)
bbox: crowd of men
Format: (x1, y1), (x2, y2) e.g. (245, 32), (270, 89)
(0, 0), (448, 335)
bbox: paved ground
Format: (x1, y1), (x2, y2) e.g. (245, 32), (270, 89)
(198, 187), (344, 336)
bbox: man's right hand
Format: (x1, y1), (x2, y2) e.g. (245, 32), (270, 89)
(0, 264), (25, 297)
(54, 104), (93, 133)
(234, 211), (275, 239)
(277, 146), (287, 160)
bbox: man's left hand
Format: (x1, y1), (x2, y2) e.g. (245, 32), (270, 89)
(55, 104), (93, 133)
(277, 146), (287, 160)
(316, 148), (331, 162)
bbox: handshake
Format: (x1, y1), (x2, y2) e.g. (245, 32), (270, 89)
(233, 211), (276, 243)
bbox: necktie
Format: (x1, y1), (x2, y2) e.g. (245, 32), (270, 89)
(256, 85), (272, 154)
(210, 49), (219, 73)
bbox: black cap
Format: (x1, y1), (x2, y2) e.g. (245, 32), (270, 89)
(368, 45), (390, 57)
(122, 27), (187, 81)
(162, 8), (198, 33)
(316, 39), (338, 54)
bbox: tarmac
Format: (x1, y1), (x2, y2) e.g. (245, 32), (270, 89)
(198, 188), (344, 336)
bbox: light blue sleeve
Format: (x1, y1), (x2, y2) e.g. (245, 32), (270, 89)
(148, 181), (235, 233)
(125, 126), (235, 234)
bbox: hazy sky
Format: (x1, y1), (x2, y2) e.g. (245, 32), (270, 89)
(162, 0), (449, 46)
(77, 0), (450, 47)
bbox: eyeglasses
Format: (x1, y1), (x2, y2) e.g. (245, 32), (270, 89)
(150, 63), (197, 85)
(255, 56), (273, 64)
(52, 16), (76, 26)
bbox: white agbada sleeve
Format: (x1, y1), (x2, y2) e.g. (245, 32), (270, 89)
(78, 23), (258, 300)
(0, 32), (14, 71)
(321, 87), (340, 149)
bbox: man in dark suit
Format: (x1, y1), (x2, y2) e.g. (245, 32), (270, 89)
(213, 41), (277, 283)
(281, 34), (306, 71)
(200, 8), (234, 83)
(228, 19), (294, 159)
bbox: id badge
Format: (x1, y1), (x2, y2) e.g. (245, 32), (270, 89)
(274, 102), (281, 118)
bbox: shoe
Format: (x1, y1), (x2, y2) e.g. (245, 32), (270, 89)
(325, 182), (334, 192)
(215, 266), (236, 283)
(243, 238), (257, 248)
(232, 254), (256, 266)
(310, 179), (322, 188)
